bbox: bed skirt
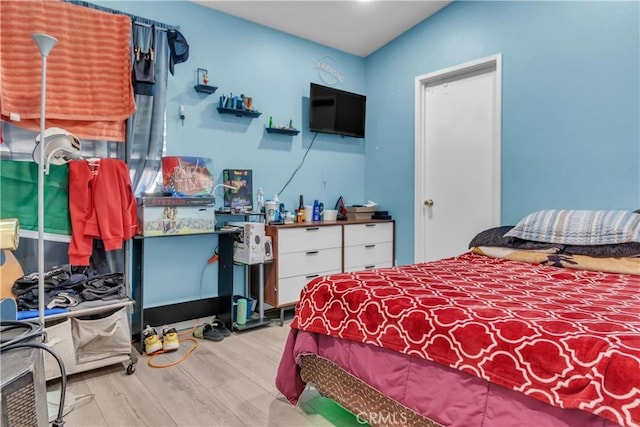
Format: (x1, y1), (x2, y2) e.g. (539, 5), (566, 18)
(299, 354), (441, 427)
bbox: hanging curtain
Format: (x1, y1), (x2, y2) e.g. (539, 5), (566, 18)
(127, 22), (169, 196)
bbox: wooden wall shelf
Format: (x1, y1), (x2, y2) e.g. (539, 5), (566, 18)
(194, 84), (218, 94)
(217, 107), (262, 118)
(265, 127), (300, 135)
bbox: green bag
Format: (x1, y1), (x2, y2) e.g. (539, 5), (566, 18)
(0, 160), (71, 236)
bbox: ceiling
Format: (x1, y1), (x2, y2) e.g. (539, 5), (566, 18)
(193, 1), (451, 57)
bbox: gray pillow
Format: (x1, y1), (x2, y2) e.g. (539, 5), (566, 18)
(562, 242), (640, 258)
(504, 210), (640, 245)
(468, 226), (563, 251)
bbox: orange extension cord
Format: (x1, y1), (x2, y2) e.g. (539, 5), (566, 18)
(144, 320), (200, 369)
(144, 256), (219, 369)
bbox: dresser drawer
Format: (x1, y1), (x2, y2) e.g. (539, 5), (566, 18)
(278, 225), (342, 254)
(344, 261), (393, 273)
(277, 269), (342, 305)
(278, 247), (342, 278)
(344, 222), (393, 247)
(344, 242), (393, 269)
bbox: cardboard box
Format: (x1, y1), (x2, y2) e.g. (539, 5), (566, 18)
(137, 197), (216, 236)
(223, 169), (253, 212)
(346, 205), (377, 213)
(346, 205), (376, 221)
(229, 221), (264, 264)
(347, 212), (375, 221)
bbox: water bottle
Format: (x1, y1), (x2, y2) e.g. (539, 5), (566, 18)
(313, 200), (320, 221)
(256, 187), (264, 213)
(273, 194), (280, 221)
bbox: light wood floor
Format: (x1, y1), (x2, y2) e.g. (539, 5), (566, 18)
(47, 320), (363, 427)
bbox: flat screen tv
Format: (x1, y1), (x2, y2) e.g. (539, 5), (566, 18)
(309, 83), (366, 138)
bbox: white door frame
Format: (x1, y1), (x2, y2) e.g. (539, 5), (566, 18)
(413, 54), (502, 263)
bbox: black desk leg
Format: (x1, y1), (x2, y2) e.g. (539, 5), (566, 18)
(217, 232), (234, 330)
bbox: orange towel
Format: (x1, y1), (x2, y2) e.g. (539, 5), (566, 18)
(0, 0), (135, 142)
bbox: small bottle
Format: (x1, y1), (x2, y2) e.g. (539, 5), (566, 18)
(288, 119), (293, 129)
(273, 194), (280, 221)
(297, 195), (305, 222)
(256, 187), (264, 214)
(312, 200), (320, 221)
(269, 116), (273, 128)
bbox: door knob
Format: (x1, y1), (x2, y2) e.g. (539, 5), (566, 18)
(424, 199), (434, 207)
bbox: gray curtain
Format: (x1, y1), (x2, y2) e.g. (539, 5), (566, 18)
(126, 22), (169, 196)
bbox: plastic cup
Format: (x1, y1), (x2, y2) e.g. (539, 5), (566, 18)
(323, 210), (338, 221)
(265, 201), (278, 222)
(304, 206), (314, 222)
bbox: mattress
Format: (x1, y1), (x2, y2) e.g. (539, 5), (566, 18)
(276, 252), (640, 426)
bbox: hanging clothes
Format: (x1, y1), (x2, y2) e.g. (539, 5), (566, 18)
(68, 159), (137, 265)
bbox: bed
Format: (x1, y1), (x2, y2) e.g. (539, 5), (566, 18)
(276, 210), (640, 427)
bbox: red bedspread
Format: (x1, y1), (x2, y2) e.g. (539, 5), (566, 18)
(292, 252), (640, 427)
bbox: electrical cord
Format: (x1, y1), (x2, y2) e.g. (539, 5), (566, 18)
(1, 320), (67, 426)
(277, 132), (319, 197)
(199, 246), (219, 299)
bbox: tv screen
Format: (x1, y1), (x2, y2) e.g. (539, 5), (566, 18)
(309, 83), (366, 138)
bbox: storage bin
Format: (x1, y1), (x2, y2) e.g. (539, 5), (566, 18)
(43, 318), (76, 380)
(71, 307), (131, 364)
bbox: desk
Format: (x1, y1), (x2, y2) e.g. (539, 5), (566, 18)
(130, 229), (238, 353)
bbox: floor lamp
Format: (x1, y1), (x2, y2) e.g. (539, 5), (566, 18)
(33, 33), (57, 326)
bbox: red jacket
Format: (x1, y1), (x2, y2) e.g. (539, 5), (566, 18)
(68, 159), (137, 265)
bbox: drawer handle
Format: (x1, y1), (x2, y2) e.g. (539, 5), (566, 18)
(364, 265), (375, 269)
(306, 227), (320, 231)
(306, 274), (319, 279)
(365, 224), (376, 228)
(365, 244), (376, 249)
(306, 251), (319, 255)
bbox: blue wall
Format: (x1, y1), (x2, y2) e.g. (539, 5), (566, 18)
(97, 1), (366, 306)
(96, 1), (639, 307)
(365, 1), (639, 265)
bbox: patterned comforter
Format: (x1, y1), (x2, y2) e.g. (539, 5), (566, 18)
(292, 252), (640, 426)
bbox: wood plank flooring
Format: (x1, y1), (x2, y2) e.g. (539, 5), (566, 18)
(47, 320), (363, 426)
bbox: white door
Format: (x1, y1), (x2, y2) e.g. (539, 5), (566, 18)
(414, 55), (502, 263)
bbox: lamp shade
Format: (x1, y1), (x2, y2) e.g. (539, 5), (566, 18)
(32, 127), (81, 166)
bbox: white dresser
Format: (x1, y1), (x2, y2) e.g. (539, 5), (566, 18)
(264, 220), (395, 323)
(264, 224), (342, 308)
(343, 222), (394, 272)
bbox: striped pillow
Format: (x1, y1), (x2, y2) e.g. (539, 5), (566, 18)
(504, 210), (640, 245)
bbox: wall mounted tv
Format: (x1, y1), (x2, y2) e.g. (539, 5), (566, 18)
(309, 83), (366, 138)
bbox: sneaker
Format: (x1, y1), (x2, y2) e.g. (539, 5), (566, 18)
(162, 326), (180, 352)
(143, 325), (163, 354)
